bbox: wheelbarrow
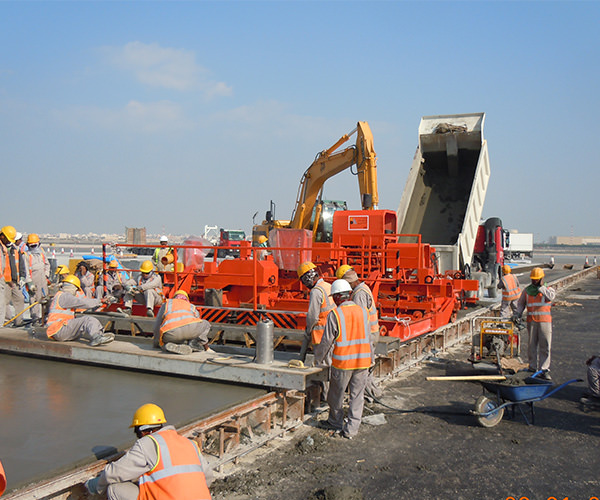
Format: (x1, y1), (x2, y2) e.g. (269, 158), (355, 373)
(472, 371), (582, 427)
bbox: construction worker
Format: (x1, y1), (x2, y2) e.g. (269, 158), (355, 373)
(314, 279), (372, 439)
(24, 233), (50, 324)
(497, 264), (521, 319)
(513, 267), (556, 380)
(256, 235), (269, 260)
(14, 232), (27, 253)
(121, 260), (163, 317)
(297, 261), (335, 362)
(336, 264), (382, 399)
(45, 274), (114, 346)
(75, 261), (95, 298)
(100, 260), (126, 302)
(1, 226), (26, 327)
(153, 235), (173, 272)
(54, 264), (70, 282)
(581, 354), (600, 404)
(85, 403), (213, 500)
(153, 289), (212, 355)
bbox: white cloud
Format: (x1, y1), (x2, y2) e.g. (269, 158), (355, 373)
(101, 41), (232, 97)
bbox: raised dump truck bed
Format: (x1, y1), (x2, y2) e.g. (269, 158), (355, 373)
(397, 113), (500, 296)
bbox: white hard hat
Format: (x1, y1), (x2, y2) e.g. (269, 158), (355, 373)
(160, 235), (168, 243)
(330, 279), (352, 296)
(15, 232), (22, 241)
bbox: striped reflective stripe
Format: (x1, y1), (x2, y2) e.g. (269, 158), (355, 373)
(331, 304), (372, 369)
(526, 293), (552, 322)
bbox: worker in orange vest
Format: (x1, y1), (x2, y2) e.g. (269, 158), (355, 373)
(514, 267), (556, 380)
(1, 226), (26, 327)
(153, 290), (212, 355)
(85, 403), (213, 500)
(45, 275), (114, 346)
(336, 264), (382, 400)
(497, 265), (521, 319)
(314, 279), (372, 439)
(297, 261), (335, 362)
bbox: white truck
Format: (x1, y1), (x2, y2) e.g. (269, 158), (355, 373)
(505, 232), (534, 261)
(396, 113), (504, 298)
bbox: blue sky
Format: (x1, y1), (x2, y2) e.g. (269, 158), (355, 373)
(1, 1), (598, 242)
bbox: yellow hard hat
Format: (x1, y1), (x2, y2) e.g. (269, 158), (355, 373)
(108, 260), (119, 268)
(62, 274), (81, 289)
(27, 233), (40, 245)
(501, 265), (511, 274)
(530, 267), (545, 280)
(129, 403), (167, 428)
(258, 235), (268, 244)
(174, 289), (189, 299)
(55, 265), (70, 275)
(335, 264), (353, 280)
(297, 261), (316, 278)
(1, 226), (17, 243)
(140, 260), (154, 274)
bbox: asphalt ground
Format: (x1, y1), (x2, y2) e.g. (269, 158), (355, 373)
(211, 273), (600, 500)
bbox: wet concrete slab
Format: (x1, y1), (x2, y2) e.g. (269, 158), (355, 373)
(0, 352), (265, 492)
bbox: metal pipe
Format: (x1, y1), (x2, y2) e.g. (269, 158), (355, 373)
(255, 319), (274, 364)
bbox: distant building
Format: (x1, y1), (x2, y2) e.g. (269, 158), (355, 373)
(549, 236), (600, 245)
(126, 227), (147, 245)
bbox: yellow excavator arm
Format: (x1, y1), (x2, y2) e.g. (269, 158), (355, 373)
(290, 121), (379, 230)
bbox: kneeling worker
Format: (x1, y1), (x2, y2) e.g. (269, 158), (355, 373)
(45, 275), (114, 346)
(85, 403), (213, 500)
(154, 290), (211, 355)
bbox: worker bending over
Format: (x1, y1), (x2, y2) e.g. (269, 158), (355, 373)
(45, 275), (114, 346)
(315, 279), (372, 439)
(154, 290), (211, 355)
(498, 265), (521, 319)
(121, 260), (163, 317)
(85, 403), (213, 500)
(24, 233), (50, 325)
(513, 267), (556, 380)
(297, 261), (335, 362)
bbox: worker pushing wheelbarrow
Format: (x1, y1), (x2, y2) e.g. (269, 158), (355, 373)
(472, 370), (581, 427)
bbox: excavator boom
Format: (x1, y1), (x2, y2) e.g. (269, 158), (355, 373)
(290, 121), (379, 230)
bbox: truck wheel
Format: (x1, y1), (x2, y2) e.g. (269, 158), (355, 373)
(475, 395), (504, 427)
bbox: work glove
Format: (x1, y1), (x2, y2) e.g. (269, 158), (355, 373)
(19, 278), (26, 288)
(84, 476), (101, 495)
(28, 283), (37, 295)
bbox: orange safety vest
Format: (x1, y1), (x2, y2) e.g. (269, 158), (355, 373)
(310, 280), (335, 345)
(46, 291), (75, 337)
(3, 245), (19, 282)
(138, 429), (211, 500)
(352, 282), (379, 334)
(501, 274), (520, 302)
(331, 303), (372, 370)
(526, 291), (552, 323)
(159, 299), (200, 346)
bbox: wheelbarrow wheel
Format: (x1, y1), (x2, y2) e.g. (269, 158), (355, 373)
(475, 395), (504, 427)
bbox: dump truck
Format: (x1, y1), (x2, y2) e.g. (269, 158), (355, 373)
(396, 113), (504, 298)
